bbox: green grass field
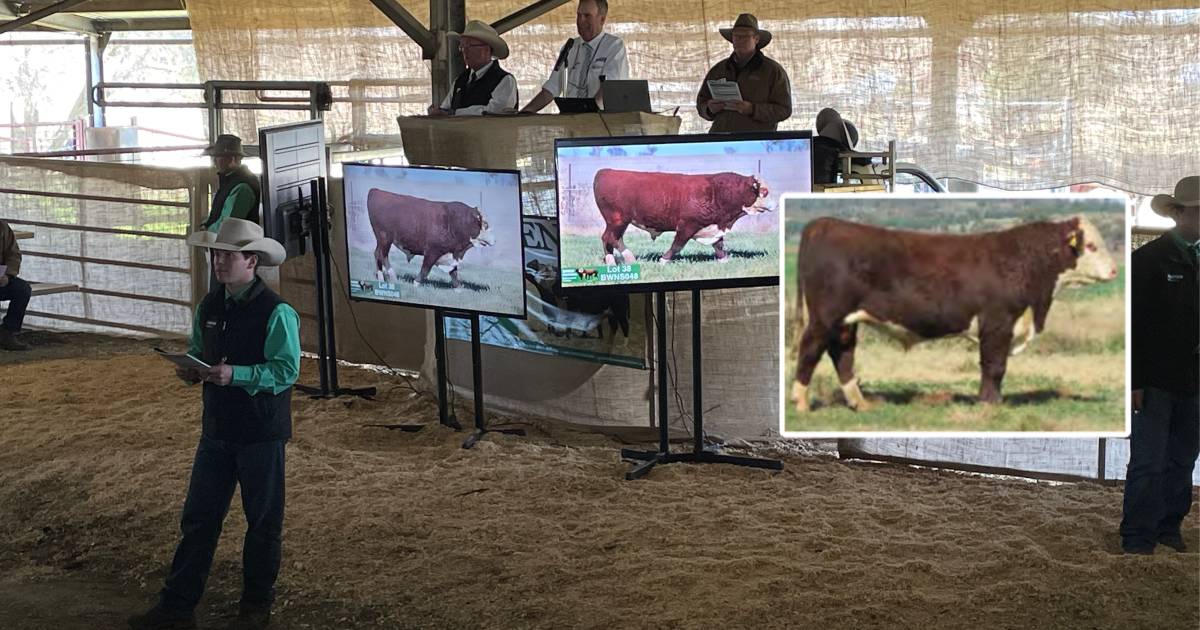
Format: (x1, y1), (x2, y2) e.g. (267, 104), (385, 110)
(782, 245), (1126, 433)
(560, 229), (778, 285)
(347, 247), (523, 314)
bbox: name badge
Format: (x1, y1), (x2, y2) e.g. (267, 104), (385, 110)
(1167, 273), (1183, 282)
(204, 318), (219, 329)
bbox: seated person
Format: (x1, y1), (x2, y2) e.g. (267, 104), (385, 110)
(0, 219), (31, 351)
(428, 20), (517, 116)
(520, 0), (629, 113)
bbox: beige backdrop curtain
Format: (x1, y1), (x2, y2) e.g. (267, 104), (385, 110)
(186, 0), (1199, 195)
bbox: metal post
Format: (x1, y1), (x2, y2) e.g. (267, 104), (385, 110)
(429, 0), (466, 107)
(657, 290), (669, 454)
(435, 309), (449, 425)
(471, 312), (484, 432)
(692, 289), (703, 454)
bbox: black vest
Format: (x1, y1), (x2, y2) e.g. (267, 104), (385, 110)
(204, 164), (261, 229)
(198, 277), (293, 443)
(450, 61), (517, 111)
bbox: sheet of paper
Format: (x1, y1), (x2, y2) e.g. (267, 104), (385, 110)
(707, 79), (743, 102)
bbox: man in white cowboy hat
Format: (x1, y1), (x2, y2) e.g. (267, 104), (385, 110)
(130, 218), (299, 630)
(696, 13), (792, 133)
(521, 0), (629, 113)
(1120, 175), (1199, 555)
(200, 134), (261, 234)
(428, 19), (518, 116)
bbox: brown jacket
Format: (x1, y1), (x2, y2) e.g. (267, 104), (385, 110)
(696, 51), (792, 133)
(0, 220), (21, 277)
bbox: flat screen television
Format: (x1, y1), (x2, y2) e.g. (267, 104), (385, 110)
(555, 131), (812, 293)
(258, 119), (327, 258)
(341, 163), (527, 318)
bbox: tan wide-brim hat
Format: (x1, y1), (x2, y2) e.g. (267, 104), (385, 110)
(454, 19), (509, 59)
(187, 218), (287, 267)
(719, 13), (772, 49)
(1150, 175), (1200, 217)
(201, 134), (249, 157)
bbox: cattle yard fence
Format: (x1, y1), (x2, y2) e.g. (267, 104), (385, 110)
(0, 155), (211, 337)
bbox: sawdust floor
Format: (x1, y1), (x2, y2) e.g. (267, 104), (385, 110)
(0, 333), (1196, 629)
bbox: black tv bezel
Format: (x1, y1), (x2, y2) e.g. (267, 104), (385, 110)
(258, 119), (327, 258)
(553, 130), (812, 295)
(340, 162), (529, 320)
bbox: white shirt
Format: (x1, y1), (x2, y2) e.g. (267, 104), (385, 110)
(439, 60), (518, 116)
(542, 32), (629, 99)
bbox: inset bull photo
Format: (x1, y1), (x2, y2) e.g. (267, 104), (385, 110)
(555, 132), (812, 291)
(780, 193), (1126, 434)
(342, 163), (526, 317)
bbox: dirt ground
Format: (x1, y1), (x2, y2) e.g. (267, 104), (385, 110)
(0, 333), (1197, 629)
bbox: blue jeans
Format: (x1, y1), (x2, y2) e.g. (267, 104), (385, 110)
(159, 435), (286, 613)
(0, 275), (31, 332)
(1120, 388), (1200, 550)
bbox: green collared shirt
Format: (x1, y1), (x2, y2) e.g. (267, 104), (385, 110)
(188, 280), (301, 395)
(1167, 228), (1200, 266)
(207, 183), (258, 233)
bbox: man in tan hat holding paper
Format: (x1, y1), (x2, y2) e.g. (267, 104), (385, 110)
(696, 14), (792, 132)
(428, 20), (518, 116)
(130, 219), (298, 630)
(200, 134), (261, 234)
(1120, 175), (1199, 555)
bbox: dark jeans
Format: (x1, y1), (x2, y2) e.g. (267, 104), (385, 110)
(0, 275), (31, 332)
(1120, 387), (1200, 550)
(159, 435), (286, 613)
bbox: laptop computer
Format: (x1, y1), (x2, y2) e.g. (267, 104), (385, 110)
(600, 80), (652, 113)
(554, 97), (600, 114)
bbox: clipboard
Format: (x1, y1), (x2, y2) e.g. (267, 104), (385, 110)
(154, 347), (211, 370)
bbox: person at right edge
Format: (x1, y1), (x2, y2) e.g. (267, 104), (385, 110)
(1121, 175), (1200, 555)
(695, 13), (792, 133)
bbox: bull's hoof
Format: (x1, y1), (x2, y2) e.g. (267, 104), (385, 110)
(412, 279), (422, 286)
(841, 378), (870, 411)
(790, 381), (810, 413)
(604, 253), (616, 266)
(375, 270), (385, 282)
(621, 249), (635, 264)
(716, 255), (730, 264)
(658, 256), (673, 265)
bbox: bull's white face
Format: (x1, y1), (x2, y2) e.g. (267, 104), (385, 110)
(745, 176), (771, 215)
(471, 211), (494, 247)
(1059, 216), (1118, 287)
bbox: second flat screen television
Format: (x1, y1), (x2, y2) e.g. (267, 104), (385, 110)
(342, 163), (527, 318)
(555, 131), (812, 293)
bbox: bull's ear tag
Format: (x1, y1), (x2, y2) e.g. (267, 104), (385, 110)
(1067, 231), (1080, 254)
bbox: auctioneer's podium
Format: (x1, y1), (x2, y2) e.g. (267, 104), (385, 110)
(397, 112), (681, 215)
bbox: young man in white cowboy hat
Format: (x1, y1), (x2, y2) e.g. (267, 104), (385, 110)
(200, 134), (261, 234)
(1120, 175), (1199, 555)
(130, 218), (299, 630)
(428, 20), (518, 116)
(521, 0), (629, 113)
(696, 13), (792, 133)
